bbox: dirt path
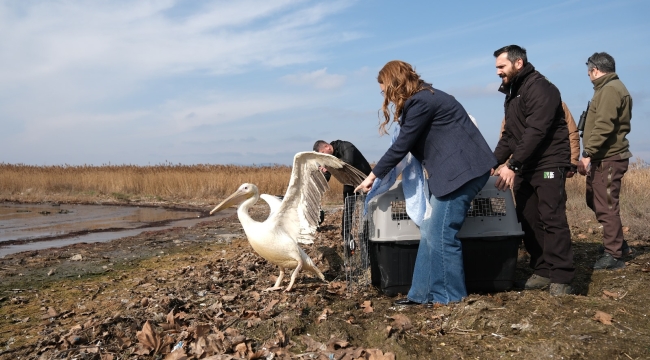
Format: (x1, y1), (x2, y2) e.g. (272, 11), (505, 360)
(1, 204), (649, 359)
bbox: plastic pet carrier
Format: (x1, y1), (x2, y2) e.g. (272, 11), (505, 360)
(360, 176), (524, 296)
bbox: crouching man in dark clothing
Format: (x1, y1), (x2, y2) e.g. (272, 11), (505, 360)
(313, 140), (372, 242)
(492, 45), (575, 296)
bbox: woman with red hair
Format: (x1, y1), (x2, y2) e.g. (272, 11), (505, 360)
(355, 60), (496, 306)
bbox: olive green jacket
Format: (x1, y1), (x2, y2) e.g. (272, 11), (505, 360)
(583, 72), (632, 161)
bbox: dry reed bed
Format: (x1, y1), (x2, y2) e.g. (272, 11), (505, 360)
(565, 162), (650, 241)
(1, 163), (648, 239)
(0, 163), (345, 205)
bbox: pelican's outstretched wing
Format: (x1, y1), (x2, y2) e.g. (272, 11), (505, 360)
(272, 151), (368, 244)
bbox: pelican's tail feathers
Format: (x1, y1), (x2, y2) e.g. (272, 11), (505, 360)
(309, 263), (326, 281)
(299, 248), (325, 281)
(297, 234), (314, 244)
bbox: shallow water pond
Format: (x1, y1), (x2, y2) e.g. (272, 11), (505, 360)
(0, 203), (226, 257)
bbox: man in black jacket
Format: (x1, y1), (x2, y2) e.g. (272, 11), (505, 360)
(313, 140), (372, 243)
(492, 45), (575, 296)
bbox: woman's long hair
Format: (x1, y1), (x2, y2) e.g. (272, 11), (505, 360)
(377, 60), (432, 135)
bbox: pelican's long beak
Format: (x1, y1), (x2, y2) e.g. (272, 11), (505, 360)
(209, 189), (252, 215)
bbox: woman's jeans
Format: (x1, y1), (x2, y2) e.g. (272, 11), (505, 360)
(407, 172), (490, 304)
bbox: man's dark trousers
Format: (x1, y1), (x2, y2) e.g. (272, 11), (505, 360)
(586, 154), (629, 258)
(514, 167), (575, 284)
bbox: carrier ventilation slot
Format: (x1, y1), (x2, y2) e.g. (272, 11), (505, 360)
(467, 197), (507, 217)
(390, 200), (410, 221)
(392, 197), (506, 219)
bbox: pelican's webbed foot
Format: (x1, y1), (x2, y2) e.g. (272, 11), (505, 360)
(263, 268), (285, 292)
(263, 286), (283, 292)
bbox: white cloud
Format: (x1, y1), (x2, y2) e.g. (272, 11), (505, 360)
(446, 82), (502, 98)
(0, 0), (357, 161)
(0, 0), (354, 89)
(160, 91), (322, 132)
(282, 68), (346, 89)
(354, 66), (371, 76)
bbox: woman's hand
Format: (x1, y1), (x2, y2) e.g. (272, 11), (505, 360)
(354, 173), (377, 193)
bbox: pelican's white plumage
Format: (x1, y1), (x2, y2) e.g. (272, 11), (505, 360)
(210, 151), (367, 292)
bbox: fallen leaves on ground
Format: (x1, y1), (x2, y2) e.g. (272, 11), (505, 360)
(10, 208), (398, 360)
(593, 311), (613, 325)
(317, 307), (333, 323)
(389, 314), (413, 332)
(602, 290), (620, 299)
(5, 203), (650, 359)
(361, 300), (373, 313)
(136, 320), (175, 355)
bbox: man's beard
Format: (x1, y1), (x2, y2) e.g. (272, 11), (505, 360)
(501, 67), (519, 85)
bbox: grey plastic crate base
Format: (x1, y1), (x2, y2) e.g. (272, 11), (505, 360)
(461, 235), (520, 293)
(369, 240), (418, 297)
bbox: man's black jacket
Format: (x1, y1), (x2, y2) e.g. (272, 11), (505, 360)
(323, 140), (372, 183)
(494, 63), (571, 172)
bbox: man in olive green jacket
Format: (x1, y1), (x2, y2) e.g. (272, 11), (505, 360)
(577, 52), (633, 270)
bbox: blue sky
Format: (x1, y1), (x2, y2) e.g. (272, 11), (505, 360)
(1, 0), (648, 166)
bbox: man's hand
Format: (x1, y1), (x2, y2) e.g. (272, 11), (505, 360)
(566, 170), (575, 178)
(492, 163), (507, 176)
(354, 173), (377, 193)
(318, 166), (328, 173)
(577, 157), (590, 176)
(494, 167), (516, 191)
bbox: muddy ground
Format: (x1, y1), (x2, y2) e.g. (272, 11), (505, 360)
(1, 203), (649, 360)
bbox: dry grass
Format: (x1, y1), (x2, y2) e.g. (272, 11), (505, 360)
(1, 161), (649, 239)
(566, 159), (650, 241)
(0, 163), (345, 206)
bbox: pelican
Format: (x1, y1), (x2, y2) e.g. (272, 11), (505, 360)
(210, 151), (367, 292)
